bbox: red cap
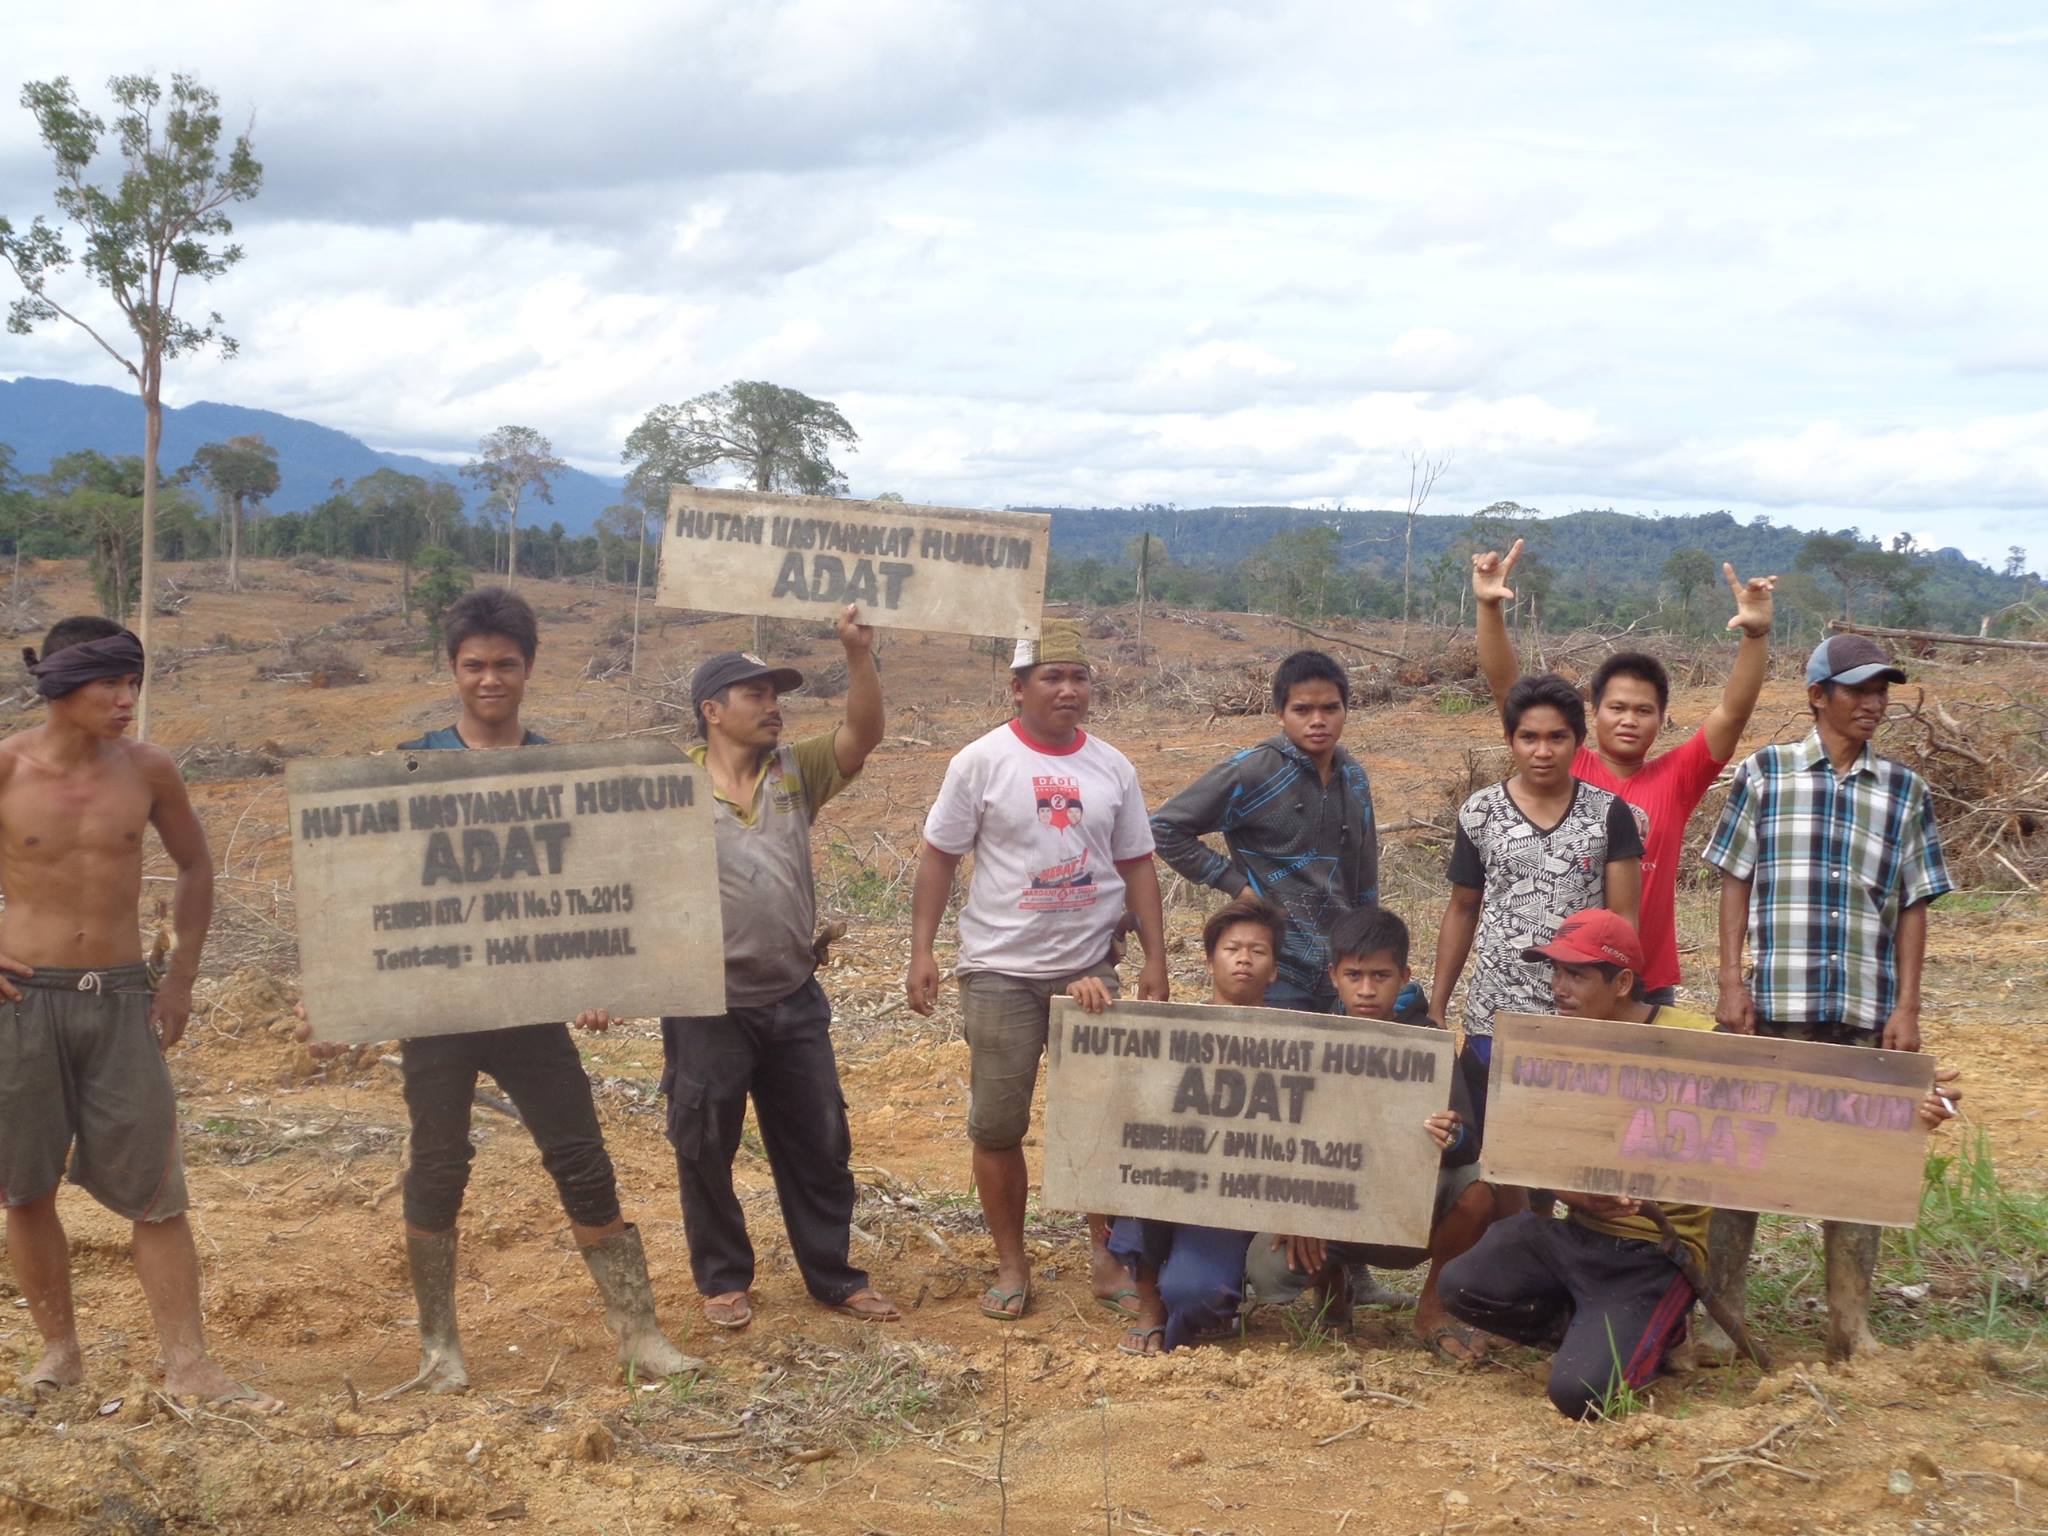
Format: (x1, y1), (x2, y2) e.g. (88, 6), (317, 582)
(1522, 909), (1645, 973)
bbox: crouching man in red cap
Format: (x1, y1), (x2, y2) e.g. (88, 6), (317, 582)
(1437, 908), (1959, 1416)
(1436, 910), (1719, 1417)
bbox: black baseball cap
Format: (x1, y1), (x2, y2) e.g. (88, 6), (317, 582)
(690, 651), (805, 710)
(1806, 634), (1907, 687)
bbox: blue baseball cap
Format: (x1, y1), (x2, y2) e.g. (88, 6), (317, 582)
(1805, 634), (1907, 687)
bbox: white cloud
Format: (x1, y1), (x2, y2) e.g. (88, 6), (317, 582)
(1, 0), (2042, 566)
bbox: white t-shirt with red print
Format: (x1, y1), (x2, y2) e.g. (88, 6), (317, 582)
(923, 720), (1157, 978)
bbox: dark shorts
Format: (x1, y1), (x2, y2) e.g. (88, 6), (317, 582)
(1642, 985), (1678, 1008)
(959, 962), (1119, 1150)
(0, 964), (188, 1222)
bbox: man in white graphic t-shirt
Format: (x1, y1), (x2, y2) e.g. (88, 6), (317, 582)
(907, 619), (1169, 1324)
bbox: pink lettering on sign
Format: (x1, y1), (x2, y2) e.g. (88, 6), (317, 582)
(1619, 1107), (1778, 1170)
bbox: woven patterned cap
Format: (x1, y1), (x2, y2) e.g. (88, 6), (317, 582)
(1011, 618), (1087, 670)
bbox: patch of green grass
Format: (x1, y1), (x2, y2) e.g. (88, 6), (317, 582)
(1890, 1129), (2048, 1349)
(1279, 1293), (1344, 1352)
(1435, 689), (1482, 715)
(1932, 888), (2039, 915)
(1590, 1319), (1645, 1421)
(833, 864), (908, 919)
(1744, 1131), (2048, 1351)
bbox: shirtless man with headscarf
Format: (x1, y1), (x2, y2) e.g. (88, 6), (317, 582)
(0, 617), (277, 1409)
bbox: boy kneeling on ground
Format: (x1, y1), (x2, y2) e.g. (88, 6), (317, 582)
(1102, 896), (1279, 1355)
(1437, 909), (1961, 1417)
(1243, 906), (1502, 1363)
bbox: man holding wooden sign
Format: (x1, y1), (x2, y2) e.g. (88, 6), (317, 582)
(1447, 910), (1959, 1416)
(1702, 634), (1954, 1360)
(646, 607), (899, 1329)
(292, 588), (707, 1395)
(1441, 911), (1737, 1418)
(1241, 906), (1493, 1362)
(657, 486), (1050, 640)
(1040, 954), (1456, 1324)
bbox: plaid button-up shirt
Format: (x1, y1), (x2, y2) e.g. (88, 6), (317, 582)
(1703, 730), (1952, 1030)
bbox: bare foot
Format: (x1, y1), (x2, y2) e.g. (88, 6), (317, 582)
(18, 1342), (83, 1395)
(164, 1356), (283, 1413)
(1090, 1245), (1136, 1306)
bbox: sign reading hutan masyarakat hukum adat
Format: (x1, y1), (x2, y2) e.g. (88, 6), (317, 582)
(1042, 998), (1456, 1246)
(1482, 1013), (1938, 1227)
(287, 742), (724, 1046)
(656, 486), (1050, 639)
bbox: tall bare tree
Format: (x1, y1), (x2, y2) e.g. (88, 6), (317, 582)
(461, 424), (564, 589)
(1398, 449), (1449, 651)
(2, 73), (262, 736)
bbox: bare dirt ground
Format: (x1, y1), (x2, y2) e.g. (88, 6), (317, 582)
(2, 557), (2044, 1535)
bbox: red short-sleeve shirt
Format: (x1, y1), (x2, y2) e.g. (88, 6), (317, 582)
(1572, 731), (1726, 993)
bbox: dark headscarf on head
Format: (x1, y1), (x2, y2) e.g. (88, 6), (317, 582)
(22, 632), (147, 699)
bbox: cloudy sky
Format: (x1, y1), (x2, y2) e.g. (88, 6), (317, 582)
(3, 1), (2044, 565)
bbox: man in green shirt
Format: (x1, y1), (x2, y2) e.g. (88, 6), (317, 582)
(661, 605), (897, 1329)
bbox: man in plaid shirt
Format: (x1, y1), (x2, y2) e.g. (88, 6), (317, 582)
(1700, 633), (1953, 1360)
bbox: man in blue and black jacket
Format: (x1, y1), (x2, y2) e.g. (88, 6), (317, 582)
(1151, 650), (1379, 1013)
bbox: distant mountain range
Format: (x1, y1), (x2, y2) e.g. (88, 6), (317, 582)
(5, 375), (2033, 632)
(0, 376), (625, 533)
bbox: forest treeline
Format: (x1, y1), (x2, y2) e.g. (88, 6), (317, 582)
(4, 437), (2041, 643)
(1038, 502), (2043, 640)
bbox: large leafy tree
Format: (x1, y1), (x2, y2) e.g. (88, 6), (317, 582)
(352, 467), (436, 617)
(1661, 546), (1715, 624)
(185, 433), (277, 590)
(1, 74), (261, 735)
(623, 381), (858, 504)
(461, 425), (563, 587)
(38, 449), (198, 620)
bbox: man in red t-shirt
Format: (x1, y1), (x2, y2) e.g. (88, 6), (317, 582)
(1472, 545), (1775, 1004)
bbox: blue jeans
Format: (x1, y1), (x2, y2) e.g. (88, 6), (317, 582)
(1107, 1217), (1253, 1351)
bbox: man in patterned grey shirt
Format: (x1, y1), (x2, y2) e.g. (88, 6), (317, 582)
(1699, 633), (1952, 1360)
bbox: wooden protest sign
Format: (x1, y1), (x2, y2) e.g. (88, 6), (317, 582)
(656, 486), (1050, 640)
(1482, 1014), (1937, 1227)
(287, 743), (724, 1045)
(1042, 998), (1456, 1246)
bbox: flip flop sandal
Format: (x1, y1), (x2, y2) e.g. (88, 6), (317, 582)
(836, 1291), (902, 1323)
(1117, 1325), (1166, 1357)
(1095, 1287), (1142, 1320)
(704, 1295), (753, 1330)
(1424, 1324), (1489, 1366)
(979, 1285), (1030, 1321)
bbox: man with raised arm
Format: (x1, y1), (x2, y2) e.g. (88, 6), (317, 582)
(1699, 634), (1953, 1360)
(0, 617), (275, 1408)
(1149, 650), (1379, 1013)
(906, 619), (1170, 1322)
(299, 587), (699, 1395)
(648, 606), (898, 1330)
(1473, 541), (1776, 1006)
